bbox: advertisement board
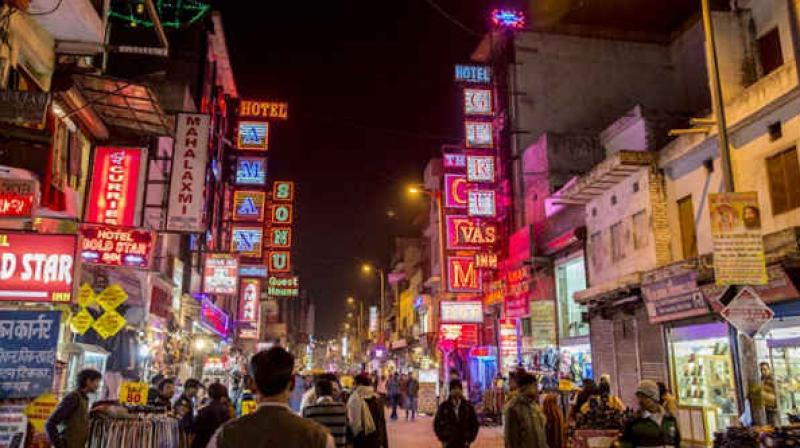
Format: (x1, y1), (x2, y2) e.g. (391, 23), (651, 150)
(167, 114), (210, 232)
(238, 279), (261, 338)
(454, 65), (492, 84)
(0, 233), (76, 303)
(438, 323), (479, 349)
(444, 174), (469, 209)
(466, 156), (495, 183)
(232, 190), (266, 222)
(369, 306), (378, 333)
(465, 121), (494, 148)
(85, 147), (145, 226)
(468, 190), (496, 217)
(236, 157), (267, 185)
(203, 253), (239, 295)
(708, 192), (768, 285)
(440, 301), (483, 323)
(78, 225), (155, 268)
(0, 178), (37, 218)
(236, 121), (269, 151)
(267, 276), (299, 297)
(641, 266), (709, 324)
(447, 256), (481, 292)
(529, 301), (557, 349)
(446, 216), (498, 249)
(0, 310), (60, 399)
(200, 299), (230, 338)
(149, 277), (172, 320)
(464, 88), (493, 116)
(272, 181), (295, 201)
(231, 226), (264, 258)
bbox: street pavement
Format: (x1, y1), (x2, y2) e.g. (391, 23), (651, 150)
(386, 414), (504, 447)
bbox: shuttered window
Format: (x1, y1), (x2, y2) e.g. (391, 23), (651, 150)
(767, 147), (800, 215)
(677, 196), (698, 259)
(758, 28), (784, 76)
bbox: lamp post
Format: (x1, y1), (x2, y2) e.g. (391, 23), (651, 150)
(361, 264), (386, 342)
(408, 185), (447, 302)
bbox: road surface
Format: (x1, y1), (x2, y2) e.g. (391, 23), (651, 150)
(386, 414), (504, 447)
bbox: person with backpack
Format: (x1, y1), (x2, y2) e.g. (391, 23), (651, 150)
(347, 373), (388, 448)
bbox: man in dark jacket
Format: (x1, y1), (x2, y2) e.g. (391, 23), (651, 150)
(151, 377), (176, 410)
(434, 380), (479, 448)
(387, 373), (400, 420)
(45, 369), (102, 448)
(619, 380), (680, 448)
(405, 373), (419, 421)
(175, 378), (202, 434)
(192, 383), (232, 448)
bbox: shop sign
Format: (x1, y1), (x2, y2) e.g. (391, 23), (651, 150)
(506, 267), (531, 297)
(444, 174), (469, 208)
(86, 147), (145, 227)
(465, 121), (494, 148)
(23, 393), (57, 432)
(236, 156), (267, 185)
(167, 114), (210, 232)
(484, 279), (505, 306)
(119, 382), (149, 405)
(200, 299), (230, 338)
(447, 256), (481, 292)
(464, 88), (493, 116)
(171, 258), (184, 313)
(267, 251), (291, 273)
(440, 300), (483, 323)
(443, 153), (467, 170)
(752, 265), (799, 304)
(0, 233), (76, 303)
(438, 323), (479, 349)
(0, 178), (37, 218)
(504, 295), (530, 319)
(264, 300), (280, 323)
(232, 190), (266, 222)
(78, 225), (155, 268)
(272, 181), (295, 202)
(468, 190), (496, 217)
(475, 252), (498, 269)
(0, 409), (27, 447)
(708, 192), (768, 285)
(95, 284), (128, 311)
(529, 301), (557, 349)
(0, 90), (49, 124)
(446, 215), (497, 249)
(369, 306), (378, 333)
(454, 65), (492, 84)
(238, 279), (261, 338)
(267, 275), (299, 297)
(69, 309), (94, 335)
(499, 319), (519, 374)
(238, 100), (289, 120)
(236, 121), (269, 151)
(203, 253), (239, 295)
(149, 278), (172, 320)
(269, 227), (292, 248)
(231, 226), (264, 258)
(466, 155), (495, 183)
(721, 287), (774, 338)
(0, 311), (60, 399)
(92, 309), (126, 339)
(271, 204), (293, 225)
(641, 267), (708, 324)
(239, 264), (268, 278)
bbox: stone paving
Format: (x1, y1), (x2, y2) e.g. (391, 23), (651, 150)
(386, 414), (504, 447)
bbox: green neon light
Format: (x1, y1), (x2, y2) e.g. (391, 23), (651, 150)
(109, 0), (211, 28)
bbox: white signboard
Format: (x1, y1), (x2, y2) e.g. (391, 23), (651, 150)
(167, 113), (210, 232)
(440, 300), (483, 323)
(721, 287), (774, 338)
(468, 190), (496, 217)
(466, 156), (495, 183)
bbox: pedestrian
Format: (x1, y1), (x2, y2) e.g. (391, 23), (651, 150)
(387, 372), (400, 420)
(347, 373), (388, 448)
(377, 374), (387, 402)
(192, 383), (232, 448)
(405, 372), (419, 421)
(568, 379), (596, 423)
(303, 379), (348, 448)
(152, 378), (176, 410)
(618, 380), (681, 448)
(503, 372), (548, 448)
(207, 347), (333, 448)
(761, 362), (780, 426)
(175, 378), (203, 434)
(542, 393), (566, 448)
(147, 373), (165, 405)
(399, 373), (408, 412)
(657, 382), (679, 417)
(45, 368), (102, 448)
(299, 375), (320, 415)
(434, 379), (479, 448)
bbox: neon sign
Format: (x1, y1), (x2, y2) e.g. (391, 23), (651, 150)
(267, 275), (299, 297)
(0, 179), (36, 218)
(491, 9), (526, 29)
(454, 65), (492, 84)
(443, 153), (467, 170)
(79, 225), (155, 268)
(167, 113), (209, 232)
(269, 227), (292, 248)
(238, 278), (261, 324)
(267, 251), (291, 273)
(271, 204), (293, 225)
(440, 300), (483, 323)
(446, 215), (479, 250)
(203, 253), (239, 295)
(232, 226), (264, 258)
(239, 264), (269, 278)
(464, 88), (493, 116)
(468, 190), (497, 217)
(475, 252), (498, 269)
(236, 157), (267, 185)
(444, 174), (469, 208)
(85, 147), (144, 226)
(238, 100), (289, 120)
(465, 121), (494, 148)
(438, 323), (480, 349)
(237, 121), (269, 151)
(232, 190), (266, 222)
(272, 181), (295, 201)
(0, 233), (76, 303)
(467, 155), (495, 183)
(200, 298), (230, 338)
(447, 256), (481, 292)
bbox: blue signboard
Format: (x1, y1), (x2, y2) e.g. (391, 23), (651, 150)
(0, 311), (61, 399)
(237, 121), (269, 150)
(236, 157), (267, 185)
(454, 65), (492, 84)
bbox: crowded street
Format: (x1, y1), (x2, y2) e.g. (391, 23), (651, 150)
(2, 0), (800, 447)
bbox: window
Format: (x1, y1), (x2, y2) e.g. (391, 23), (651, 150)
(556, 257), (588, 339)
(758, 28), (784, 76)
(611, 221), (626, 261)
(766, 147), (800, 215)
(632, 210), (648, 250)
(589, 231), (603, 270)
(677, 196), (698, 259)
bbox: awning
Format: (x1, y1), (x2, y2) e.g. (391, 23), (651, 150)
(555, 151), (656, 205)
(70, 74), (171, 136)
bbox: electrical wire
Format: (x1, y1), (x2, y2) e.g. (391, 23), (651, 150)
(26, 0), (64, 16)
(420, 0), (483, 37)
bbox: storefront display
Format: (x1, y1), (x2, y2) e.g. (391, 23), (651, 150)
(756, 316), (800, 426)
(556, 256), (589, 339)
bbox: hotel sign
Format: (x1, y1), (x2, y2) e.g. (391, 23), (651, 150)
(236, 157), (267, 185)
(238, 100), (289, 120)
(0, 233), (76, 303)
(78, 225), (155, 269)
(447, 256), (481, 292)
(86, 147), (145, 227)
(237, 121), (269, 151)
(167, 113), (210, 232)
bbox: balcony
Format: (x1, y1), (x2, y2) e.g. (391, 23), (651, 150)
(726, 62), (798, 131)
(31, 0), (104, 51)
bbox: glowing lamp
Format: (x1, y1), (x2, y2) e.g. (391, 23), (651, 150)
(491, 9), (526, 29)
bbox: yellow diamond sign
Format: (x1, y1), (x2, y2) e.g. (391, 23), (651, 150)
(76, 283), (95, 308)
(96, 284), (128, 311)
(92, 310), (127, 339)
(70, 309), (94, 335)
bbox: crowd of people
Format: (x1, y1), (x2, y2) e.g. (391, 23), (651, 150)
(45, 352), (684, 448)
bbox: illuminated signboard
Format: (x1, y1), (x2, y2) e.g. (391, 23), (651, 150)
(499, 318), (519, 374)
(85, 147), (144, 226)
(238, 278), (261, 339)
(369, 306), (378, 333)
(272, 181), (295, 202)
(438, 323), (480, 349)
(79, 225), (155, 268)
(233, 190), (266, 222)
(492, 8), (526, 29)
(447, 256), (481, 292)
(446, 216), (498, 249)
(444, 174), (469, 209)
(443, 153), (467, 170)
(475, 252), (498, 269)
(464, 88), (493, 116)
(0, 178), (37, 218)
(468, 190), (497, 217)
(0, 233), (76, 303)
(267, 276), (299, 297)
(467, 155), (496, 183)
(440, 300), (483, 323)
(238, 100), (289, 120)
(271, 204), (293, 225)
(167, 113), (209, 232)
(200, 298), (230, 338)
(454, 65), (492, 84)
(236, 157), (267, 185)
(267, 251), (291, 273)
(239, 264), (269, 278)
(465, 121), (494, 148)
(505, 295), (530, 318)
(237, 121), (269, 151)
(269, 227), (292, 248)
(203, 253), (239, 295)
(232, 226), (264, 258)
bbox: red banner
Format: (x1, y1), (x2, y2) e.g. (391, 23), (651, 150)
(0, 232), (76, 303)
(85, 147), (144, 226)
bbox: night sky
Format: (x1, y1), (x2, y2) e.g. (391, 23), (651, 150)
(217, 1), (496, 337)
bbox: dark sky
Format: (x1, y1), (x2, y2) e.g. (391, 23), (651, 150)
(217, 0), (495, 337)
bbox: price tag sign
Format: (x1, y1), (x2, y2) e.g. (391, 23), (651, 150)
(70, 308), (94, 335)
(23, 393), (58, 432)
(119, 382), (149, 406)
(241, 400), (257, 416)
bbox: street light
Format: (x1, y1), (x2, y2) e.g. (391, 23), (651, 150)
(407, 184), (448, 300)
(361, 262), (386, 341)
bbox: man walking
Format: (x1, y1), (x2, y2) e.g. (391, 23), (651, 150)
(618, 380), (681, 448)
(387, 372), (400, 420)
(303, 379), (348, 448)
(405, 372), (419, 421)
(504, 372), (548, 448)
(192, 383), (232, 448)
(208, 347), (334, 448)
(347, 374), (388, 448)
(434, 380), (479, 448)
(46, 369), (102, 448)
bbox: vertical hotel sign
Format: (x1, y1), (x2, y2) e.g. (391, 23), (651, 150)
(167, 113), (210, 232)
(85, 147), (145, 226)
